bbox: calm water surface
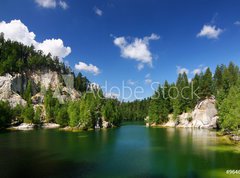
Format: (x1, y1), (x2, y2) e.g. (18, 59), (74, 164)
(0, 123), (239, 178)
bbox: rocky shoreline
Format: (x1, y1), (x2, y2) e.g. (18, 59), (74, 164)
(9, 123), (60, 131)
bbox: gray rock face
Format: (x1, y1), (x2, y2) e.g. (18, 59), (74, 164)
(0, 71), (81, 108)
(192, 98), (218, 128)
(0, 74), (27, 107)
(161, 98), (218, 129)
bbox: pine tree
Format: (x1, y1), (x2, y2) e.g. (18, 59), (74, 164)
(22, 105), (34, 123)
(190, 74), (200, 108)
(199, 68), (213, 98)
(0, 101), (12, 128)
(213, 65), (224, 95)
(56, 105), (69, 127)
(219, 81), (240, 132)
(67, 101), (80, 127)
(170, 83), (181, 120)
(33, 107), (41, 124)
(23, 81), (32, 104)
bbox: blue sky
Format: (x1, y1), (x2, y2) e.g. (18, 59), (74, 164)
(1, 0), (240, 100)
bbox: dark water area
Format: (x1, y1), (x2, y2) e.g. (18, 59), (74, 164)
(0, 123), (239, 178)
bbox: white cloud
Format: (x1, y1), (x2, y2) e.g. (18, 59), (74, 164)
(114, 33), (160, 69)
(145, 79), (152, 84)
(234, 21), (240, 26)
(191, 65), (208, 75)
(94, 7), (103, 16)
(0, 20), (71, 60)
(35, 0), (57, 8)
(36, 39), (71, 60)
(197, 25), (223, 39)
(75, 62), (100, 75)
(59, 1), (68, 9)
(35, 0), (68, 9)
(0, 20), (36, 46)
(177, 66), (189, 74)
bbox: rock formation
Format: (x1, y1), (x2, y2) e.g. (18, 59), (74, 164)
(151, 97), (219, 129)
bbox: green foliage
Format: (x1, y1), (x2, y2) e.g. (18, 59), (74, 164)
(148, 85), (169, 124)
(199, 68), (213, 98)
(56, 105), (69, 127)
(102, 99), (121, 126)
(22, 105), (34, 123)
(0, 101), (12, 128)
(33, 107), (41, 124)
(120, 98), (150, 121)
(176, 72), (191, 112)
(74, 72), (90, 93)
(79, 91), (102, 130)
(67, 101), (80, 127)
(23, 81), (32, 104)
(219, 83), (240, 132)
(44, 90), (60, 122)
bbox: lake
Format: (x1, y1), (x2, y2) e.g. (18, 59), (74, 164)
(0, 123), (239, 178)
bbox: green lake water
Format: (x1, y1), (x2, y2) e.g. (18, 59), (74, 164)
(0, 123), (239, 178)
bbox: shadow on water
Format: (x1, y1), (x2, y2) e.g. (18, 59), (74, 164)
(0, 147), (97, 178)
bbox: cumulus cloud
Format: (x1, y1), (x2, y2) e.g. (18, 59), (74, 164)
(0, 20), (71, 60)
(197, 25), (223, 39)
(75, 62), (100, 75)
(191, 65), (208, 75)
(36, 39), (71, 59)
(35, 0), (68, 9)
(94, 7), (103, 16)
(113, 33), (160, 69)
(0, 20), (36, 46)
(177, 66), (189, 74)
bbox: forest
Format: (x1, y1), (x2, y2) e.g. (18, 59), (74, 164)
(0, 33), (239, 133)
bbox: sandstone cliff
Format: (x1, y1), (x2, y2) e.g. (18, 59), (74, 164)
(0, 71), (80, 108)
(148, 98), (219, 129)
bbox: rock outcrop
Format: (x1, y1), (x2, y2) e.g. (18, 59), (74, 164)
(0, 71), (81, 108)
(0, 74), (27, 107)
(151, 98), (219, 129)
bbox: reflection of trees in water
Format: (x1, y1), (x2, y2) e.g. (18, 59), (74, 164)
(147, 127), (240, 178)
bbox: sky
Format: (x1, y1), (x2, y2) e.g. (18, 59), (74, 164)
(1, 0), (240, 101)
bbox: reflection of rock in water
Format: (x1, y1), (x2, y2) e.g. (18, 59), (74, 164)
(177, 128), (217, 157)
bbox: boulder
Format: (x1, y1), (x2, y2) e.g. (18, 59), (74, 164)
(11, 123), (35, 130)
(42, 123), (60, 129)
(192, 98), (218, 128)
(102, 120), (112, 128)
